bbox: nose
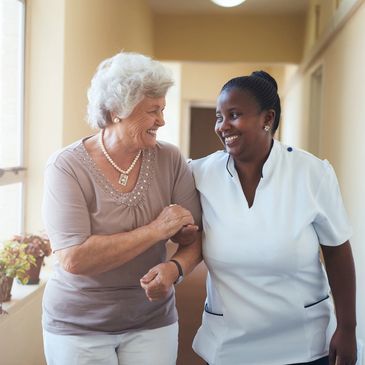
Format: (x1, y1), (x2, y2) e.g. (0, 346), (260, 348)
(155, 111), (165, 127)
(216, 117), (230, 133)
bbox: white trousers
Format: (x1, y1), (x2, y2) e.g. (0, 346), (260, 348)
(43, 322), (178, 365)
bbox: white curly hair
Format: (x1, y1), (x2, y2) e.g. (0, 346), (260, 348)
(86, 52), (174, 129)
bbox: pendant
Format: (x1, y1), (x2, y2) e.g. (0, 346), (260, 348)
(119, 173), (128, 186)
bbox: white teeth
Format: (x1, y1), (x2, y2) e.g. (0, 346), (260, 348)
(225, 135), (239, 143)
(147, 129), (157, 136)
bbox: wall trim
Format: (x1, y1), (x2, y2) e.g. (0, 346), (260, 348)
(301, 0), (364, 72)
(284, 0), (364, 95)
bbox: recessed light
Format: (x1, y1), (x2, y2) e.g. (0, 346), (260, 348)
(211, 0), (246, 8)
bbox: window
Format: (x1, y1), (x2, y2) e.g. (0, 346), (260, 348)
(0, 0), (26, 241)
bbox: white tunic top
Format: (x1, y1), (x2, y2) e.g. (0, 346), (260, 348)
(191, 140), (352, 365)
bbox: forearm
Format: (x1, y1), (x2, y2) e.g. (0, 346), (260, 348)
(57, 204), (195, 276)
(171, 232), (203, 277)
(321, 241), (357, 330)
(140, 232), (203, 301)
(57, 223), (161, 275)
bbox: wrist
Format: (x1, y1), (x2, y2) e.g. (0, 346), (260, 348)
(146, 221), (164, 242)
(336, 323), (357, 333)
(169, 259), (184, 285)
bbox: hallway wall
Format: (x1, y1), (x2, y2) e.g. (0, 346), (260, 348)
(62, 0), (154, 146)
(154, 13), (305, 63)
(25, 0), (154, 234)
(282, 0), (365, 356)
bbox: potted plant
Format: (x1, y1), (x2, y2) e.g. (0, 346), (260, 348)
(0, 240), (35, 311)
(12, 234), (52, 285)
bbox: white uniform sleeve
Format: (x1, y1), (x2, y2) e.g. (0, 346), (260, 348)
(313, 160), (352, 246)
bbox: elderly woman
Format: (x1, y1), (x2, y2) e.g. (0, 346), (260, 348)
(41, 52), (201, 365)
(142, 71), (357, 365)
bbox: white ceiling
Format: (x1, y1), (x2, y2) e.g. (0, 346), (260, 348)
(147, 0), (308, 15)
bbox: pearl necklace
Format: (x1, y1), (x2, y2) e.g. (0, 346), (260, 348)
(99, 130), (142, 186)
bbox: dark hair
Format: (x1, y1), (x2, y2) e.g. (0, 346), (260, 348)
(221, 70), (281, 132)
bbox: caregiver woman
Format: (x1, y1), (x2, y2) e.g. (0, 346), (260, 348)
(142, 71), (357, 365)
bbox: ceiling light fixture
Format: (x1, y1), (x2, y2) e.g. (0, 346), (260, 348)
(211, 0), (246, 8)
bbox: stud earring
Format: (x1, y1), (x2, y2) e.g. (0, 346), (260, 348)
(264, 125), (271, 132)
(113, 117), (121, 124)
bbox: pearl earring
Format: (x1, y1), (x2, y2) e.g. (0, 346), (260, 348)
(113, 117), (121, 124)
(264, 125), (271, 132)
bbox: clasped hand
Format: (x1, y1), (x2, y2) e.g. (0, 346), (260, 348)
(140, 204), (198, 301)
(140, 262), (178, 302)
(152, 204), (199, 245)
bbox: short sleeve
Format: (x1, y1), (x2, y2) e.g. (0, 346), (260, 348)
(313, 161), (352, 246)
(42, 158), (91, 251)
(171, 152), (202, 228)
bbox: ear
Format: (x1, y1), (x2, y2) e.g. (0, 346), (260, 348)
(264, 109), (275, 129)
(109, 111), (122, 124)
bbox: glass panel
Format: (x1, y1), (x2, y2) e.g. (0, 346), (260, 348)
(0, 183), (22, 242)
(0, 0), (24, 168)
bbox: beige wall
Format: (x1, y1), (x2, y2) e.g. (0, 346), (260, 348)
(25, 0), (154, 234)
(320, 6), (365, 350)
(158, 62), (182, 147)
(63, 0), (154, 145)
(282, 0), (365, 357)
(154, 14), (305, 63)
(0, 286), (46, 365)
(25, 0), (65, 234)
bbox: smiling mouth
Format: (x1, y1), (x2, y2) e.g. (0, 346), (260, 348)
(147, 129), (157, 137)
(224, 135), (239, 145)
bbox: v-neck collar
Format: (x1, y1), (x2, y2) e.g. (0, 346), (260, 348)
(226, 139), (279, 181)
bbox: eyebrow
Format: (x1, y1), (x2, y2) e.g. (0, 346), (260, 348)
(149, 104), (165, 109)
(216, 107), (239, 113)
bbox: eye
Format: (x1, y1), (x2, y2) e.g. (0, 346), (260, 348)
(216, 114), (223, 123)
(231, 112), (240, 119)
(148, 107), (164, 115)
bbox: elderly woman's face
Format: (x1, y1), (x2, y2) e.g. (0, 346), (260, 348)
(120, 96), (166, 149)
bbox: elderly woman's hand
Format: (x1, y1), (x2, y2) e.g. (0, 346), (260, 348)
(150, 204), (195, 241)
(170, 224), (199, 246)
(140, 262), (178, 301)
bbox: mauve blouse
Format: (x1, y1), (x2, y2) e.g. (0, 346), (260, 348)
(42, 138), (201, 335)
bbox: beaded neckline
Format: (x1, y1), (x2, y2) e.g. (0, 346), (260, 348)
(74, 140), (156, 207)
(98, 130), (142, 186)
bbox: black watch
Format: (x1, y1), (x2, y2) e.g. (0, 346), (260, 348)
(170, 259), (184, 285)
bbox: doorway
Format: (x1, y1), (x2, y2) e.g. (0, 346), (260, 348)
(189, 107), (223, 159)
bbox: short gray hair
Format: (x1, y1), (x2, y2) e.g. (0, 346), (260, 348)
(87, 52), (174, 129)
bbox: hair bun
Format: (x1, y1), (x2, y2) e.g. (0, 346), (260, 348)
(251, 70), (278, 91)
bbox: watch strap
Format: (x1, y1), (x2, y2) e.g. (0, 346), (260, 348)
(170, 259), (183, 284)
